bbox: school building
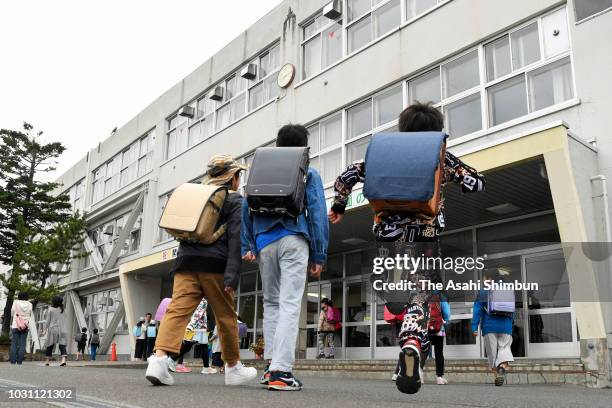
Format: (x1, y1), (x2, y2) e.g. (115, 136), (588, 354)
(47, 0), (612, 384)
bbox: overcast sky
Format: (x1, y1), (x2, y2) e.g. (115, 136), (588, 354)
(0, 0), (282, 180)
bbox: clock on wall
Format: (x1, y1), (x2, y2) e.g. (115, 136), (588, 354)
(277, 63), (296, 89)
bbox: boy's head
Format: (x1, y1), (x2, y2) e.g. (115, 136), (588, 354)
(277, 124), (309, 147)
(81, 327), (87, 333)
(398, 102), (444, 133)
(17, 291), (28, 301)
(93, 328), (99, 334)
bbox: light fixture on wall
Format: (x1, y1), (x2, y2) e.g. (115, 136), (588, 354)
(323, 0), (342, 19)
(485, 203), (521, 215)
(208, 86), (224, 101)
(240, 63), (257, 80)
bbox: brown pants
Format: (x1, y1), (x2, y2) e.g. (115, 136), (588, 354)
(154, 271), (239, 365)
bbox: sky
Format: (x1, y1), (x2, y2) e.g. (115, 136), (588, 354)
(0, 0), (282, 180)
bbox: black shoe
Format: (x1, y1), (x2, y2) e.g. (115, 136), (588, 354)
(325, 355), (334, 359)
(60, 362), (66, 367)
(268, 371), (303, 391)
(316, 354), (325, 359)
(396, 342), (422, 394)
(495, 366), (506, 386)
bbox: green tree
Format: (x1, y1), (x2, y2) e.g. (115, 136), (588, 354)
(0, 122), (75, 336)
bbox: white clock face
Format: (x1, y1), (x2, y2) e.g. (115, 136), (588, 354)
(277, 63), (295, 88)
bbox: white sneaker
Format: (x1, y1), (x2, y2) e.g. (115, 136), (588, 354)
(224, 362), (257, 385)
(436, 376), (448, 385)
(201, 367), (218, 375)
(420, 366), (425, 384)
(167, 356), (176, 373)
(391, 373), (398, 381)
(145, 355), (174, 386)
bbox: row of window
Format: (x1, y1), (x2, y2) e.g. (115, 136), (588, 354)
(66, 179), (85, 211)
(85, 212), (142, 268)
(91, 130), (155, 204)
(302, 0), (447, 80)
(305, 7), (573, 185)
(166, 44), (281, 160)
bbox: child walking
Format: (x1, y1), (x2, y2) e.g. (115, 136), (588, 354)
(329, 102), (486, 394)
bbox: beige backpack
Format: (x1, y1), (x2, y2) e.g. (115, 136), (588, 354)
(159, 183), (229, 245)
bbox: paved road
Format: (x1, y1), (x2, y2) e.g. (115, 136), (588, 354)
(0, 363), (610, 408)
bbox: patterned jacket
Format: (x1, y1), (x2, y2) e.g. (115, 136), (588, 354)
(331, 151), (486, 242)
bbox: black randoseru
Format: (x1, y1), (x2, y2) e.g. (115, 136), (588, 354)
(246, 147), (309, 217)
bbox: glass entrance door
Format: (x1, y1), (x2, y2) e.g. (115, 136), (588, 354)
(524, 251), (578, 357)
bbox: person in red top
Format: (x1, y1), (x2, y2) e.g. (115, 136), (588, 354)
(317, 298), (337, 359)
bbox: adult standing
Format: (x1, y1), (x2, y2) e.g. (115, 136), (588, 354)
(10, 292), (33, 365)
(43, 296), (68, 367)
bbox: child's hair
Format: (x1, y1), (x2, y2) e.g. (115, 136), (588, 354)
(81, 327), (87, 333)
(17, 291), (29, 301)
(51, 295), (64, 313)
(276, 124), (309, 147)
(398, 102), (444, 132)
(93, 328), (99, 334)
(321, 298), (333, 307)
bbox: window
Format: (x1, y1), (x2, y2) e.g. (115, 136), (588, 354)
(574, 0), (612, 22)
(408, 69), (441, 104)
(157, 193), (172, 242)
(91, 130), (154, 204)
(407, 55), (482, 139)
(67, 179), (85, 211)
(302, 14), (342, 79)
(308, 114), (343, 184)
(484, 11), (573, 127)
(406, 0), (440, 20)
(216, 75), (247, 131)
(81, 289), (127, 338)
(347, 0), (401, 54)
(89, 212), (142, 261)
(442, 50), (479, 98)
(485, 37), (512, 81)
(510, 23), (541, 70)
(247, 44), (281, 111)
(346, 85), (402, 165)
(488, 75), (528, 126)
(528, 57), (573, 112)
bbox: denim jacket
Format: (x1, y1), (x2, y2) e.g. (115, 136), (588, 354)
(241, 168), (329, 265)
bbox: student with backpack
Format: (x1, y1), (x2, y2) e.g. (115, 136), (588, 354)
(89, 329), (100, 361)
(167, 298), (213, 374)
(428, 293), (451, 385)
(146, 155), (256, 386)
(328, 102), (486, 394)
(242, 124), (329, 391)
(133, 313), (151, 360)
(317, 298), (339, 359)
(10, 291), (33, 365)
(75, 327), (88, 361)
(472, 274), (515, 386)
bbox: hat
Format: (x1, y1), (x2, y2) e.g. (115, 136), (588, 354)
(202, 154), (248, 186)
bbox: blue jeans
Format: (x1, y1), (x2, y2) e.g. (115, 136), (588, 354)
(90, 344), (98, 360)
(258, 235), (309, 372)
(10, 328), (28, 364)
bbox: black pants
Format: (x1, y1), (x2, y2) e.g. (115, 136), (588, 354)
(145, 337), (156, 358)
(177, 342), (209, 367)
(45, 344), (67, 357)
(135, 339), (146, 359)
(430, 335), (445, 377)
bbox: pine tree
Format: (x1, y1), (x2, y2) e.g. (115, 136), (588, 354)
(0, 122), (76, 336)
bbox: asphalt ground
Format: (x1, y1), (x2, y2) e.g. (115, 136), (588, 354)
(0, 362), (610, 408)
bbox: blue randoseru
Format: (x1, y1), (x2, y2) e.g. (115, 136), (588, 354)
(363, 132), (448, 201)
